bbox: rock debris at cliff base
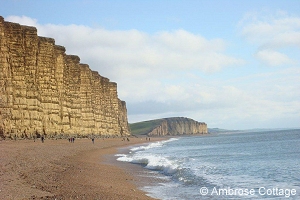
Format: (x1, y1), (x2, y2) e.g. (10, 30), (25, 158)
(0, 16), (130, 139)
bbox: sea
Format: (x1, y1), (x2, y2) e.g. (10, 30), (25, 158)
(116, 129), (300, 200)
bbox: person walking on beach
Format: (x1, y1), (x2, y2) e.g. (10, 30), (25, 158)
(92, 138), (94, 144)
(41, 136), (44, 143)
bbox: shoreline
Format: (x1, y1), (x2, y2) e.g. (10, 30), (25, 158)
(0, 136), (166, 199)
(111, 141), (175, 199)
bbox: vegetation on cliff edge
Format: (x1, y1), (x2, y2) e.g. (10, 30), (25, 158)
(129, 119), (163, 135)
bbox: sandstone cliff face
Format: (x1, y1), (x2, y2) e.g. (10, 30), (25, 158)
(148, 117), (207, 136)
(0, 16), (130, 139)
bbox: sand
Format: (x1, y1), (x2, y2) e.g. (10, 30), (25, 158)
(0, 137), (163, 200)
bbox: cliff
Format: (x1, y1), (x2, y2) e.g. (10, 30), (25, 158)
(0, 16), (130, 139)
(130, 117), (207, 136)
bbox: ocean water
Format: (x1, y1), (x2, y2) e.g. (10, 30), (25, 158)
(116, 129), (300, 199)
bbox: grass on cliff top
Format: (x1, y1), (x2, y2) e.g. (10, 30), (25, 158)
(129, 119), (163, 135)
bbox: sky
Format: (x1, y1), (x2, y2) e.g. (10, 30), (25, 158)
(1, 0), (300, 129)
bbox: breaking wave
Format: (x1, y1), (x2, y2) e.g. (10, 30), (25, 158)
(129, 138), (179, 152)
(116, 138), (180, 175)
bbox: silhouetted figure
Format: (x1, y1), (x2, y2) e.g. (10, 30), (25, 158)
(41, 136), (44, 143)
(92, 138), (94, 144)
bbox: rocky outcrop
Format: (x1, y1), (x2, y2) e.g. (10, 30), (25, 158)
(147, 117), (207, 136)
(0, 16), (130, 139)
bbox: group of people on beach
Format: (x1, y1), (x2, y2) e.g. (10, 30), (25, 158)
(32, 136), (45, 143)
(68, 137), (75, 143)
(69, 137), (95, 144)
(121, 137), (130, 141)
(36, 136), (137, 144)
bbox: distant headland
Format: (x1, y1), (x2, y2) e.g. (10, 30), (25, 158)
(130, 117), (208, 136)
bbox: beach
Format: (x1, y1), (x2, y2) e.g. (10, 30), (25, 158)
(0, 137), (163, 200)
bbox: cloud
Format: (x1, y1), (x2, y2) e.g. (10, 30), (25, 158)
(239, 11), (300, 47)
(238, 11), (300, 67)
(6, 15), (38, 26)
(255, 49), (294, 66)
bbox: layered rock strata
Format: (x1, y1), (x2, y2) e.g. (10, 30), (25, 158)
(0, 16), (130, 139)
(148, 117), (207, 136)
